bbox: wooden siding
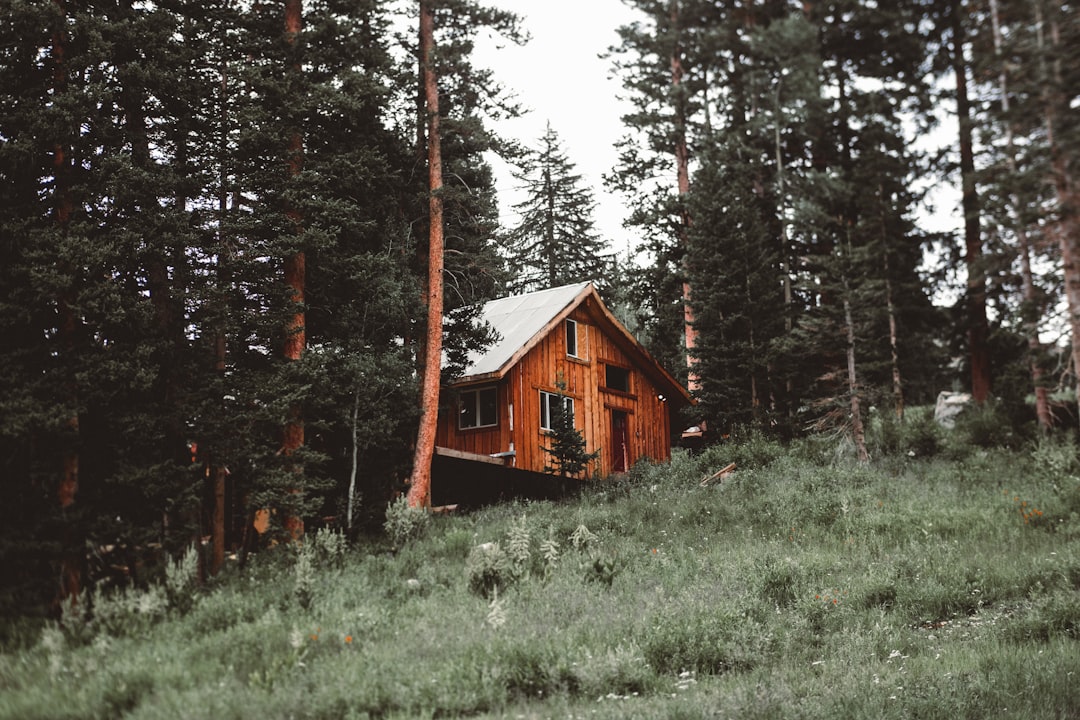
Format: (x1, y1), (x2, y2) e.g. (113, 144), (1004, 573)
(435, 383), (513, 458)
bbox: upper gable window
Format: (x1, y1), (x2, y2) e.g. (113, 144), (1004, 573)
(605, 365), (631, 393)
(459, 386), (498, 429)
(565, 319), (582, 358)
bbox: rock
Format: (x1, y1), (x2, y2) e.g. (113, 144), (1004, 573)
(934, 391), (972, 428)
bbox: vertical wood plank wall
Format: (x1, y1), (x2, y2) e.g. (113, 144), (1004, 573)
(436, 299), (676, 478)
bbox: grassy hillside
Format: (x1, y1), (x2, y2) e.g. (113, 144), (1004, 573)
(2, 426), (1079, 719)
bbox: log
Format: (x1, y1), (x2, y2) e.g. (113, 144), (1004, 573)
(699, 462), (736, 487)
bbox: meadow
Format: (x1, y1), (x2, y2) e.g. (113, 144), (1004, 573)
(2, 412), (1079, 719)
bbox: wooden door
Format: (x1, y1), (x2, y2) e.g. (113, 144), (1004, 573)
(611, 410), (629, 473)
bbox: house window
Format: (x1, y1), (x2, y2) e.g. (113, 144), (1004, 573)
(459, 387), (498, 429)
(539, 390), (574, 431)
(565, 319), (580, 358)
(605, 365), (631, 393)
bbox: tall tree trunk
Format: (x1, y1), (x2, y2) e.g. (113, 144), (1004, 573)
(775, 84), (795, 413)
(51, 0), (82, 609)
(544, 164), (556, 287)
(843, 278), (869, 462)
(878, 185), (905, 421)
(209, 58), (230, 576)
(949, 0), (991, 404)
(1036, 3), (1080, 417)
(407, 0), (444, 509)
(347, 391), (360, 530)
(670, 0), (697, 391)
(990, 0), (1052, 430)
(281, 0), (305, 538)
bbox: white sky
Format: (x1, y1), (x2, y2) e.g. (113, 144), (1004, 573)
(475, 0), (641, 256)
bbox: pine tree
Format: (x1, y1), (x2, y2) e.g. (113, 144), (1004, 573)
(503, 122), (612, 293)
(606, 0), (716, 385)
(541, 380), (599, 478)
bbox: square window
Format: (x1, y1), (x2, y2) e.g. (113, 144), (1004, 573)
(459, 387), (498, 429)
(605, 365), (630, 393)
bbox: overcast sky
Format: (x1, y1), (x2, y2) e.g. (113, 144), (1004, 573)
(474, 0), (641, 255)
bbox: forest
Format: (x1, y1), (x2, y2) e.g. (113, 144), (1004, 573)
(0, 0), (1077, 619)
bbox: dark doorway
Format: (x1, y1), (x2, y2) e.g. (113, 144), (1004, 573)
(611, 410), (629, 473)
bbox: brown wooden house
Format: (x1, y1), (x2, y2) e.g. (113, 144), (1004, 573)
(435, 282), (693, 478)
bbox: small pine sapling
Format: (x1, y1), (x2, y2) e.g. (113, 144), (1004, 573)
(543, 377), (599, 477)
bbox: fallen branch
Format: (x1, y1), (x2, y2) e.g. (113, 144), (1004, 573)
(700, 462), (736, 487)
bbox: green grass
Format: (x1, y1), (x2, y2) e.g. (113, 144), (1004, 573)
(2, 433), (1079, 719)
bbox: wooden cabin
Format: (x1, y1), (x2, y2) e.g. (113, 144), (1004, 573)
(435, 282), (693, 478)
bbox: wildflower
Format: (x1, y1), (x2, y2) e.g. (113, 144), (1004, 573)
(310, 634), (318, 641)
(345, 635), (353, 644)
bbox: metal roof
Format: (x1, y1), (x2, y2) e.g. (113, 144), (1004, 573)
(445, 281), (693, 407)
(455, 282), (591, 379)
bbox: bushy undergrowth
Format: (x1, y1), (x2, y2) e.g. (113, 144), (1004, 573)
(2, 430), (1079, 719)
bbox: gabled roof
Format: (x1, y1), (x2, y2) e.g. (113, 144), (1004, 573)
(448, 282), (693, 406)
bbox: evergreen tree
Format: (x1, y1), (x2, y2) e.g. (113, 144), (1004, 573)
(606, 0), (717, 385)
(542, 380), (599, 478)
(503, 122), (613, 293)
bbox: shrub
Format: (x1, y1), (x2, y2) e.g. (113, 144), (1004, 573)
(869, 406), (942, 459)
(539, 531), (560, 579)
(583, 553), (619, 587)
(294, 543), (316, 610)
(310, 527), (348, 567)
(466, 542), (511, 598)
(568, 524), (599, 552)
(1030, 433), (1080, 475)
(383, 496), (429, 547)
(505, 514), (533, 579)
(92, 583), (169, 638)
(951, 399), (1020, 450)
(164, 544), (199, 614)
(699, 427), (785, 472)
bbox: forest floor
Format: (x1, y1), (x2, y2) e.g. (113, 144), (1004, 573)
(2, 422), (1079, 719)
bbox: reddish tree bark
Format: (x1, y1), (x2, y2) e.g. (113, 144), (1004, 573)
(281, 0), (305, 537)
(209, 58), (231, 575)
(51, 0), (82, 609)
(669, 0), (697, 392)
(407, 0), (444, 509)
